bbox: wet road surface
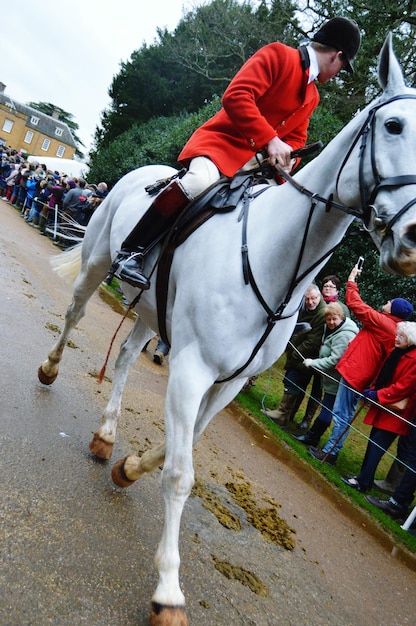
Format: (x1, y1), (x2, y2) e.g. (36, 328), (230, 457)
(0, 201), (415, 625)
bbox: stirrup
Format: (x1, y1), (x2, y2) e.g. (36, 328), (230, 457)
(104, 250), (131, 285)
(115, 250), (150, 290)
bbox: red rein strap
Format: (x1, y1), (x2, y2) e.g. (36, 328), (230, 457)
(98, 303), (135, 384)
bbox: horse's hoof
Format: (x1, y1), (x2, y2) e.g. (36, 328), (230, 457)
(150, 602), (188, 626)
(89, 433), (114, 460)
(111, 457), (136, 488)
(37, 365), (58, 385)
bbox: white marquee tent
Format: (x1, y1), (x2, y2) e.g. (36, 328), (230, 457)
(27, 156), (89, 179)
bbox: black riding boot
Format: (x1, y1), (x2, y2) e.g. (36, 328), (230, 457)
(292, 417), (329, 446)
(107, 179), (192, 289)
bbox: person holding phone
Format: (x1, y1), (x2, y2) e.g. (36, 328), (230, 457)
(356, 255), (364, 272)
(309, 262), (414, 465)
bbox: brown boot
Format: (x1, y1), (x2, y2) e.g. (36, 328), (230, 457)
(38, 215), (47, 235)
(262, 392), (301, 426)
(288, 393), (303, 425)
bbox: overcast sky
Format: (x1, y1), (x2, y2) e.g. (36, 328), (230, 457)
(2, 0), (197, 157)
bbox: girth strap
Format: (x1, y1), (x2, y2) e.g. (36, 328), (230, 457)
(156, 174), (257, 348)
(216, 195), (342, 384)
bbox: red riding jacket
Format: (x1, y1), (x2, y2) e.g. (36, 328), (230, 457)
(178, 43), (320, 177)
(335, 281), (402, 391)
(364, 348), (416, 436)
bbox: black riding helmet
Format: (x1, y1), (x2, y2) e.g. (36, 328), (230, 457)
(312, 17), (361, 73)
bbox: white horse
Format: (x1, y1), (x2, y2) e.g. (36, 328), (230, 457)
(38, 35), (416, 625)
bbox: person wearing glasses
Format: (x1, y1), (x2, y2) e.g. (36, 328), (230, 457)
(296, 274), (351, 431)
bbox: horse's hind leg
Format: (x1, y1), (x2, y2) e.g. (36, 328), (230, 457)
(38, 258), (107, 385)
(89, 318), (155, 460)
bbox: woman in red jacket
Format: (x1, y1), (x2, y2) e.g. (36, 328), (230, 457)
(109, 17), (361, 290)
(342, 322), (416, 493)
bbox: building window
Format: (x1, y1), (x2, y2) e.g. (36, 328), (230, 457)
(2, 119), (14, 133)
(41, 138), (51, 151)
(31, 116), (40, 125)
(24, 130), (34, 144)
(55, 127), (63, 137)
(56, 145), (65, 158)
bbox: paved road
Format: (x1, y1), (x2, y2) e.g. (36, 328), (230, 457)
(0, 201), (415, 626)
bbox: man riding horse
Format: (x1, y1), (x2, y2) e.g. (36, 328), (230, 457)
(108, 17), (361, 291)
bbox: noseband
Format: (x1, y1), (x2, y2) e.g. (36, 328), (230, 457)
(336, 94), (416, 237)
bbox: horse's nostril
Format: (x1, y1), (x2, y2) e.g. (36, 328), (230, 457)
(404, 223), (416, 245)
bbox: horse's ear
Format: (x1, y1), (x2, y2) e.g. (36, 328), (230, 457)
(378, 32), (405, 93)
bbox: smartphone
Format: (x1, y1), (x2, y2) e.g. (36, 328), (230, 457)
(357, 256), (365, 270)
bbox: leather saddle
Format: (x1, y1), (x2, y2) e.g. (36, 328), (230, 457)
(155, 170), (266, 347)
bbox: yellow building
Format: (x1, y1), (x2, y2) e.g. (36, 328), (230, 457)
(0, 82), (77, 160)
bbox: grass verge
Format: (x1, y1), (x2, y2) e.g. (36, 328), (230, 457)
(236, 358), (416, 555)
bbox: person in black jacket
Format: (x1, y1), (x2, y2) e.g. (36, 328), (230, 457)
(262, 284), (326, 427)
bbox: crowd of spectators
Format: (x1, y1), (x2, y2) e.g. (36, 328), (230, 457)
(0, 146), (108, 242)
(261, 265), (416, 534)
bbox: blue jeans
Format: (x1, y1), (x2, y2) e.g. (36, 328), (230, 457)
(17, 186), (27, 206)
(322, 377), (360, 455)
(357, 427), (397, 491)
(27, 203), (40, 222)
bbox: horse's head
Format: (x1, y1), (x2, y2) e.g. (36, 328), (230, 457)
(336, 34), (416, 276)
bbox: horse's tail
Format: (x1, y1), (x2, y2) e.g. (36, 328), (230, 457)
(50, 242), (83, 284)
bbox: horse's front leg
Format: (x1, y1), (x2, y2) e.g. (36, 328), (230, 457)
(90, 319), (155, 460)
(150, 440), (194, 626)
(149, 350), (214, 626)
(111, 376), (247, 485)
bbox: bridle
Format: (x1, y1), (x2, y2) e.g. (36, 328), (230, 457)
(335, 93), (416, 238)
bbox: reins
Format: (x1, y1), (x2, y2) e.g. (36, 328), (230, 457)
(217, 95), (416, 383)
(215, 174), (343, 384)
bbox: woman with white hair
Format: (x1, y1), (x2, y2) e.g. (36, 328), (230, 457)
(342, 321), (416, 492)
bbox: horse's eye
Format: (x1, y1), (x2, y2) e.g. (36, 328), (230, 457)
(385, 118), (402, 134)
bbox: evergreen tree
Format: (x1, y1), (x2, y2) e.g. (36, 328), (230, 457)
(28, 101), (85, 158)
